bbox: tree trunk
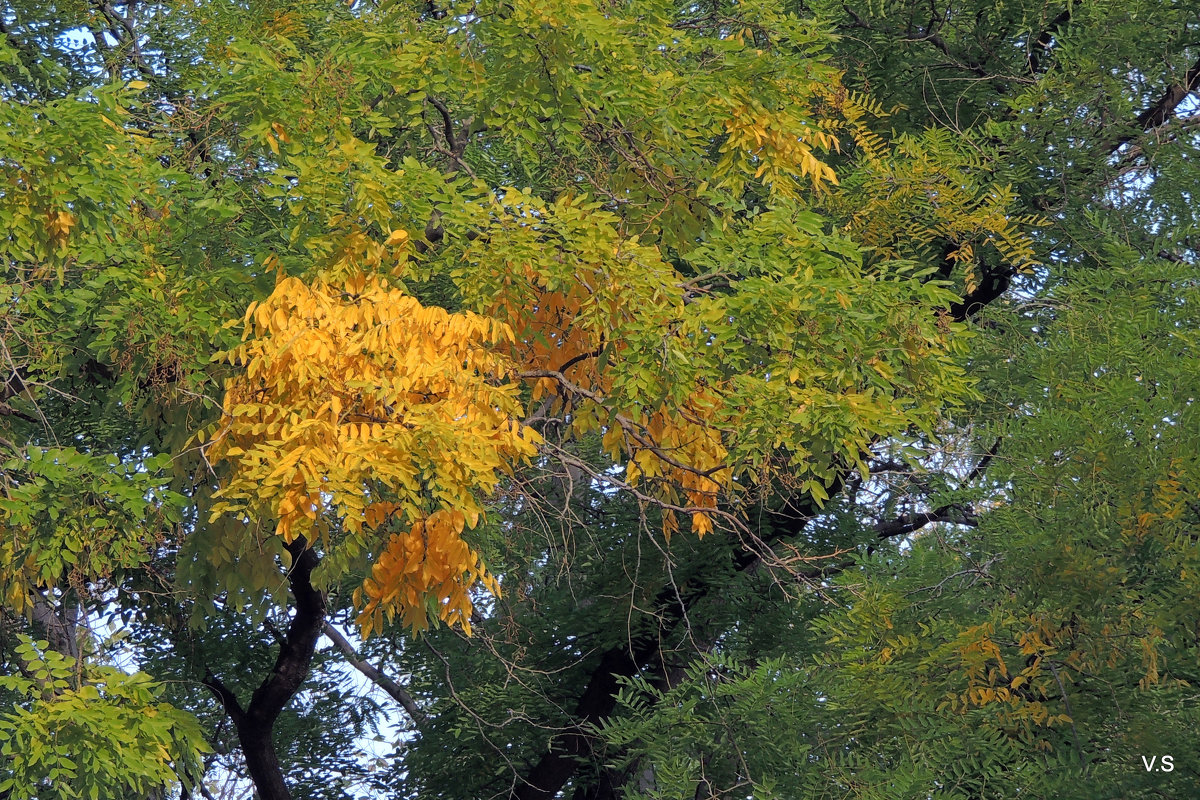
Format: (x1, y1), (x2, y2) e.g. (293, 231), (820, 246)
(238, 727), (292, 800)
(30, 594), (80, 662)
(203, 537), (326, 800)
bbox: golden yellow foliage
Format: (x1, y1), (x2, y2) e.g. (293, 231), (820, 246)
(719, 107), (838, 194)
(355, 509), (500, 635)
(618, 393), (730, 539)
(206, 268), (540, 633)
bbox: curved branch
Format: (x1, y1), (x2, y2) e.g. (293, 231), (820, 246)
(201, 670), (246, 728)
(1133, 55), (1200, 136)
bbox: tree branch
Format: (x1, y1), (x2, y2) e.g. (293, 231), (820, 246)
(201, 670), (246, 728)
(964, 437), (1002, 484)
(322, 621), (428, 728)
(949, 267), (1015, 320)
(427, 96), (459, 155)
(874, 505), (977, 539)
(1111, 54), (1200, 154)
(1027, 9), (1071, 75)
(91, 0), (157, 82)
(512, 490), (829, 799)
(244, 537), (325, 723)
(1134, 55), (1200, 133)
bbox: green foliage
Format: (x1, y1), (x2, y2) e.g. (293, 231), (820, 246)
(0, 449), (183, 608)
(598, 654), (820, 800)
(0, 637), (208, 800)
(1, 0), (1198, 798)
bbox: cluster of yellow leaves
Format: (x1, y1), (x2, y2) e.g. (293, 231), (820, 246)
(1126, 460), (1191, 543)
(355, 509), (500, 635)
(489, 254), (731, 538)
(295, 225), (411, 283)
(0, 538), (33, 615)
(954, 622), (1009, 689)
(937, 613), (1160, 732)
(494, 263), (610, 404)
(716, 101), (839, 196)
(831, 125), (1041, 284)
(614, 393), (730, 538)
(45, 209), (76, 243)
(934, 621), (1080, 734)
(205, 261), (541, 633)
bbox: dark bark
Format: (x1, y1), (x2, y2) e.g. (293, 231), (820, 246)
(1027, 9), (1072, 75)
(1098, 54), (1200, 161)
(513, 645), (646, 800)
(509, 247), (1013, 800)
(873, 506), (977, 539)
(1131, 56), (1200, 139)
(203, 537), (326, 800)
(949, 267), (1014, 321)
(30, 595), (80, 662)
(238, 727), (292, 800)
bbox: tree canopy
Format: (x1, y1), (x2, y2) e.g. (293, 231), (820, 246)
(1, 0), (1198, 798)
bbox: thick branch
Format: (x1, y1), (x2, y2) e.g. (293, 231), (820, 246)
(513, 492), (827, 799)
(201, 670), (246, 728)
(874, 505), (977, 539)
(1110, 55), (1200, 154)
(873, 441), (994, 540)
(1134, 56), (1200, 134)
(245, 538), (325, 724)
(1027, 9), (1071, 75)
(512, 643), (647, 800)
(964, 437), (1002, 483)
(427, 96), (460, 155)
(949, 267), (1014, 320)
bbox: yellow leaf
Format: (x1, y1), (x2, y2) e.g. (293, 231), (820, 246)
(46, 210), (76, 238)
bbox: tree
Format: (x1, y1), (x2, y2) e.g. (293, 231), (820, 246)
(1, 0), (1197, 798)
